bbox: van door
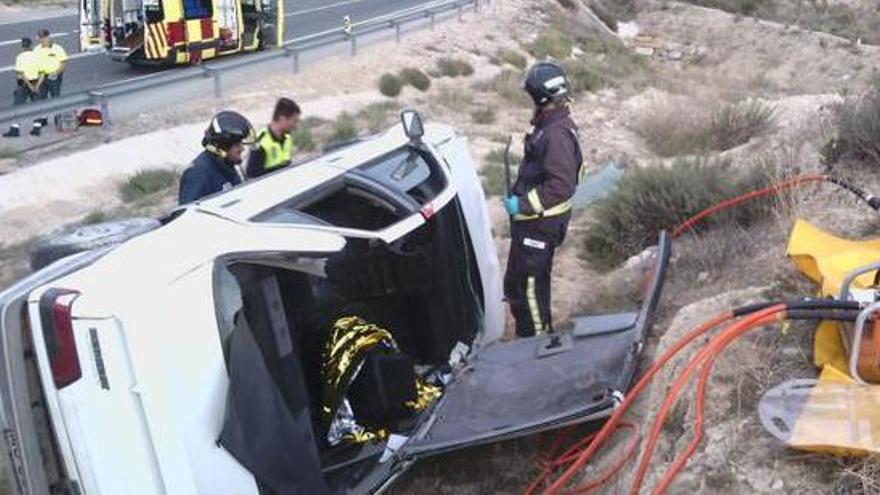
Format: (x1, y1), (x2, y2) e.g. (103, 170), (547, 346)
(394, 232), (670, 463)
(258, 0), (284, 47)
(80, 0), (107, 51)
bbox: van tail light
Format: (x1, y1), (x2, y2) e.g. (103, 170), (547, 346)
(166, 21), (185, 45)
(38, 289), (82, 389)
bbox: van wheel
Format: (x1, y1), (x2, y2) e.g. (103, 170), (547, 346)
(29, 218), (160, 271)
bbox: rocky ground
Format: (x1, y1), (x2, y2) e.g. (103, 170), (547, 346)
(2, 0), (880, 492)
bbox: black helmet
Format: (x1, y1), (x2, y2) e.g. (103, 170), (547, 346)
(523, 61), (569, 107)
(202, 111), (255, 151)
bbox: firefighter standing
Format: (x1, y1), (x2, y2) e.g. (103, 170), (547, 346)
(3, 38), (45, 138)
(246, 97), (301, 179)
(34, 29), (67, 99)
(503, 62), (583, 338)
(179, 111), (255, 204)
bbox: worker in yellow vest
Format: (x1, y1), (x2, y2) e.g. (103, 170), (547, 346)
(245, 98), (301, 179)
(3, 38), (45, 138)
(34, 29), (68, 99)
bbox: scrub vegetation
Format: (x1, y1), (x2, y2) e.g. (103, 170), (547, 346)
(528, 26), (574, 60)
(636, 97), (776, 157)
(822, 79), (880, 166)
(378, 73), (404, 97)
(582, 157), (774, 267)
(435, 57), (475, 77)
(329, 113), (358, 143)
(400, 68), (432, 91)
(119, 169), (179, 203)
(470, 106), (497, 125)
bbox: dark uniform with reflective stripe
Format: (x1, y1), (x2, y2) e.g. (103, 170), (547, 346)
(178, 150), (242, 204)
(504, 106), (583, 337)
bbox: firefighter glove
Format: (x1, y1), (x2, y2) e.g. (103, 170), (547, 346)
(504, 196), (520, 216)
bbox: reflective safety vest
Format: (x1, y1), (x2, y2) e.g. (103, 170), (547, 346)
(256, 128), (293, 171)
(34, 43), (68, 76)
(14, 51), (41, 81)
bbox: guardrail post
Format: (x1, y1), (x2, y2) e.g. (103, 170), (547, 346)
(203, 68), (222, 98)
(89, 91), (111, 128)
(393, 21), (402, 43)
(350, 34), (357, 56)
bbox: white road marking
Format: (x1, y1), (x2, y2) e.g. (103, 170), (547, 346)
(285, 0), (363, 17)
(0, 12), (76, 27)
(0, 31), (76, 47)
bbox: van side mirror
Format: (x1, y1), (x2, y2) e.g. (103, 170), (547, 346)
(400, 109), (424, 143)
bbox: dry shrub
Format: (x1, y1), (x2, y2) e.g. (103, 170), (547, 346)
(824, 80), (880, 166)
(499, 49), (528, 70)
(378, 73), (404, 97)
(528, 27), (574, 60)
(710, 99), (776, 151)
(636, 96), (775, 157)
(436, 57), (475, 77)
(582, 157), (774, 268)
(119, 169), (178, 203)
(399, 68), (431, 91)
(635, 96), (715, 157)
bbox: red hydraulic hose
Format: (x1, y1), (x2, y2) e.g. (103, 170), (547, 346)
(671, 175), (828, 238)
(629, 307), (785, 494)
(650, 312), (781, 495)
(531, 311), (736, 495)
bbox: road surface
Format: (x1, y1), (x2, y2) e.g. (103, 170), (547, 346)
(0, 0), (429, 110)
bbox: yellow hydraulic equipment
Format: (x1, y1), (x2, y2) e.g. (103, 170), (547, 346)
(760, 219), (880, 455)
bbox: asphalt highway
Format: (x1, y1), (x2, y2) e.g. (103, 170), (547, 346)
(0, 0), (429, 110)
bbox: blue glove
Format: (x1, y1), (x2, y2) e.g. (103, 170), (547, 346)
(504, 196), (519, 216)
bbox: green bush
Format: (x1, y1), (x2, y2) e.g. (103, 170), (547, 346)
(489, 70), (531, 104)
(400, 68), (431, 91)
(330, 113), (358, 143)
(636, 98), (775, 157)
(484, 147), (522, 167)
(826, 81), (880, 166)
(481, 164), (508, 197)
(499, 49), (528, 70)
(562, 60), (604, 93)
(358, 102), (398, 133)
(583, 157), (773, 267)
(528, 28), (574, 60)
(436, 57), (475, 77)
(119, 169), (178, 203)
(378, 73), (404, 97)
(81, 211), (109, 225)
(481, 147), (521, 196)
(710, 99), (776, 151)
(471, 106), (497, 125)
(291, 125), (316, 152)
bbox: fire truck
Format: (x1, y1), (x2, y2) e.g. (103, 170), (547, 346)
(79, 0), (284, 65)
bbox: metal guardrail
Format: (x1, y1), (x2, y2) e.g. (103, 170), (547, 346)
(0, 0), (487, 126)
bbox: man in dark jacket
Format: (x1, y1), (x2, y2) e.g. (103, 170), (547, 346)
(179, 111), (255, 205)
(503, 62), (583, 338)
